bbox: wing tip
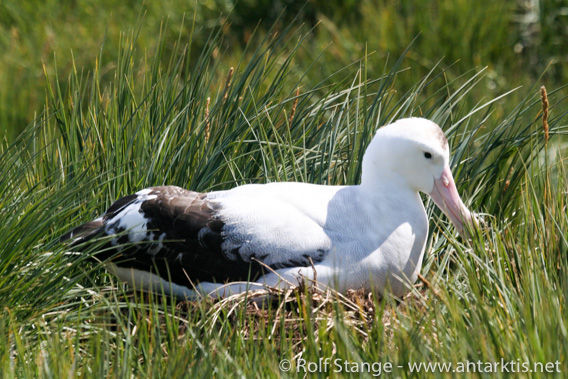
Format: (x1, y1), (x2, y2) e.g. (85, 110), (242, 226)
(60, 218), (104, 245)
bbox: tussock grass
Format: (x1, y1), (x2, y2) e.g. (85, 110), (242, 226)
(1, 15), (567, 378)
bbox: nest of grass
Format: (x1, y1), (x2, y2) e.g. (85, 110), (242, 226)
(172, 279), (433, 357)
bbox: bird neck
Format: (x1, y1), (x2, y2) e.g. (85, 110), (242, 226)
(357, 180), (424, 219)
(360, 169), (416, 197)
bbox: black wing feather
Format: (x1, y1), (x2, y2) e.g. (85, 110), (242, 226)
(63, 186), (267, 286)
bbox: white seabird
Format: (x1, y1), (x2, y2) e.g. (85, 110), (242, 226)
(62, 117), (476, 299)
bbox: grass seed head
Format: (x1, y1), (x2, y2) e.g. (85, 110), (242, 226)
(540, 85), (549, 144)
(222, 67), (234, 104)
(205, 97), (211, 142)
(288, 87), (300, 126)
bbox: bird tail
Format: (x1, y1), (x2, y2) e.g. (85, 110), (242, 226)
(60, 218), (104, 246)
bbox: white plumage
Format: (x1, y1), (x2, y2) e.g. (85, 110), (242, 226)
(64, 117), (476, 299)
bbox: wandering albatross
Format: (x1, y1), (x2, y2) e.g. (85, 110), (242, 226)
(62, 117), (476, 299)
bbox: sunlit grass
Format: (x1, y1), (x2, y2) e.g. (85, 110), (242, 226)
(1, 12), (567, 379)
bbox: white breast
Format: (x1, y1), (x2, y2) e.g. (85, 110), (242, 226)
(207, 182), (429, 297)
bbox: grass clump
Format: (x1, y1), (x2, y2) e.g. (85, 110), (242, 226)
(0, 13), (567, 379)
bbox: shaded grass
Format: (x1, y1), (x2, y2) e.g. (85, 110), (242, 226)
(0, 14), (567, 379)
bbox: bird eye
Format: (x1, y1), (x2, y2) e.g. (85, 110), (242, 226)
(424, 152), (432, 159)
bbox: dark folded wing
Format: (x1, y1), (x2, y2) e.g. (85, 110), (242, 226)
(62, 186), (263, 286)
(64, 185), (330, 287)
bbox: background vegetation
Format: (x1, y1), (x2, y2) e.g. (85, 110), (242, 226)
(2, 0), (567, 140)
(1, 0), (567, 377)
